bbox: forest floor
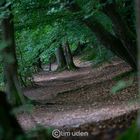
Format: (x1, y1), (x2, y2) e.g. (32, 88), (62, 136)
(18, 57), (140, 140)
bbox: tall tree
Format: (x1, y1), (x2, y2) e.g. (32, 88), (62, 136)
(136, 0), (140, 81)
(135, 0), (140, 134)
(99, 0), (137, 65)
(62, 41), (77, 70)
(55, 45), (67, 70)
(66, 1), (137, 70)
(1, 2), (25, 106)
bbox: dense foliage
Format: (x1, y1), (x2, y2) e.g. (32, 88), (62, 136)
(1, 0), (124, 86)
(0, 0), (139, 139)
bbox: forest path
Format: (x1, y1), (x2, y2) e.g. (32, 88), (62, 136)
(18, 57), (139, 139)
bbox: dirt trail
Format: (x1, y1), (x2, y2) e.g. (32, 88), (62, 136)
(18, 57), (139, 139)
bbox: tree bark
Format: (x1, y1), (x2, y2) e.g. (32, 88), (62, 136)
(67, 1), (137, 70)
(49, 62), (51, 71)
(62, 41), (77, 70)
(135, 0), (140, 132)
(84, 17), (136, 68)
(136, 1), (140, 78)
(99, 0), (137, 67)
(1, 3), (25, 106)
(48, 56), (51, 71)
(0, 91), (25, 139)
(36, 57), (42, 71)
(55, 45), (67, 70)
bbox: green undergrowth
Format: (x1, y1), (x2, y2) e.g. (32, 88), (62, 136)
(80, 46), (114, 67)
(111, 70), (136, 95)
(26, 125), (54, 140)
(117, 121), (140, 140)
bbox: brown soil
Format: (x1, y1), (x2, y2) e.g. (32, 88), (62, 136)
(17, 57), (140, 140)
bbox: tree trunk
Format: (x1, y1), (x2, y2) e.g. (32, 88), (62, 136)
(1, 3), (25, 106)
(67, 1), (137, 70)
(49, 57), (52, 72)
(84, 18), (136, 68)
(124, 0), (135, 32)
(73, 42), (87, 56)
(77, 41), (82, 53)
(62, 41), (77, 70)
(36, 57), (42, 71)
(0, 91), (25, 139)
(135, 0), (140, 132)
(136, 0), (140, 81)
(99, 0), (137, 67)
(55, 45), (67, 70)
(49, 62), (51, 71)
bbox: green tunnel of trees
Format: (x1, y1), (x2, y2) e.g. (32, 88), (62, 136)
(0, 0), (139, 139)
(0, 0), (137, 104)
